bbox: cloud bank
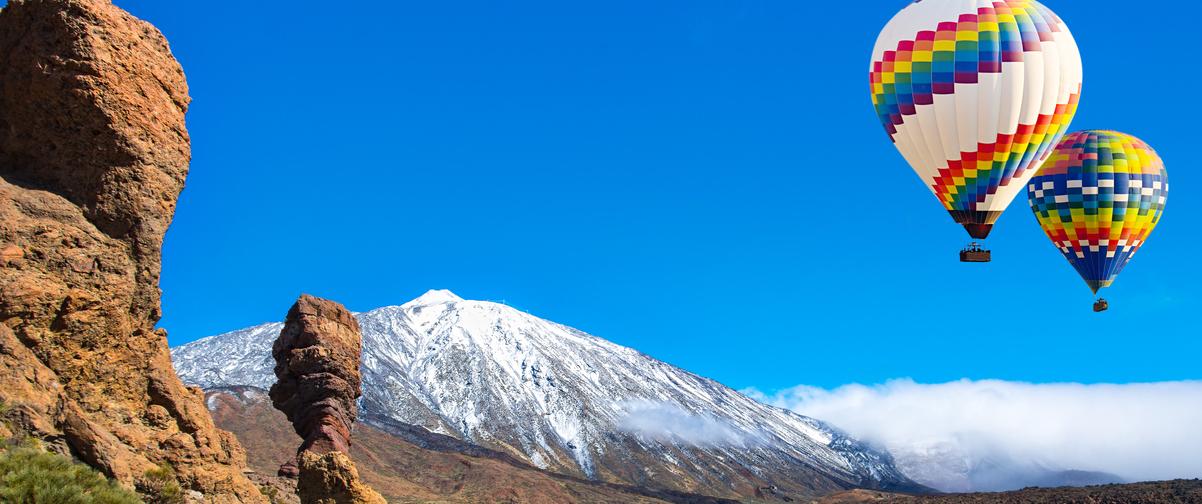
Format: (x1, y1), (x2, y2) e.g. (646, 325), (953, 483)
(745, 379), (1202, 491)
(618, 400), (754, 447)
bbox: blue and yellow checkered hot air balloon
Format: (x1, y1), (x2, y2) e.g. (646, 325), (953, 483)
(1027, 130), (1168, 311)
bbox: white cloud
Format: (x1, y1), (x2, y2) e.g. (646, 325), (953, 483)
(745, 379), (1202, 491)
(617, 400), (755, 447)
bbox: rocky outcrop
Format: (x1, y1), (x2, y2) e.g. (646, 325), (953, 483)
(269, 296), (383, 504)
(269, 295), (363, 478)
(0, 0), (264, 501)
(296, 452), (386, 504)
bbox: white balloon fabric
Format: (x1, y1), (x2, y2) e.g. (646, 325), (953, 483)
(870, 0), (1082, 239)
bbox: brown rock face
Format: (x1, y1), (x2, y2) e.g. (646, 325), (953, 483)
(269, 295), (363, 478)
(296, 452), (386, 504)
(0, 0), (264, 501)
(269, 297), (384, 504)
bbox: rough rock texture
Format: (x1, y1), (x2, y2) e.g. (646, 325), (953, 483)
(296, 452), (386, 504)
(269, 296), (383, 503)
(269, 295), (363, 479)
(0, 0), (264, 501)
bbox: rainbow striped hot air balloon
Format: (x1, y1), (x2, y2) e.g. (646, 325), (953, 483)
(1028, 131), (1168, 310)
(870, 0), (1083, 260)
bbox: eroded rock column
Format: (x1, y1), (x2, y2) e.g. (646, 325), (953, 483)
(269, 294), (383, 504)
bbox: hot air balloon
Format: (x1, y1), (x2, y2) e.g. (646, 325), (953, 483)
(870, 0), (1083, 262)
(1027, 131), (1168, 311)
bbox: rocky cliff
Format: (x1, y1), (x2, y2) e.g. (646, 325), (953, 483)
(0, 0), (263, 501)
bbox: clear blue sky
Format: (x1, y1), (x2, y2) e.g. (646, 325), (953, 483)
(82, 1), (1197, 390)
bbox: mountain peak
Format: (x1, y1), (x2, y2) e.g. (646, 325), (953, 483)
(173, 289), (920, 497)
(405, 289), (464, 307)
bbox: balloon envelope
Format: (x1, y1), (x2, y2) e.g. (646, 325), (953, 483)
(1028, 131), (1168, 293)
(870, 0), (1083, 239)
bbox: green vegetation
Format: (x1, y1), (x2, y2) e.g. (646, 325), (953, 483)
(138, 463), (186, 504)
(0, 445), (141, 504)
(259, 484), (281, 504)
(0, 400), (15, 440)
(0, 419), (188, 504)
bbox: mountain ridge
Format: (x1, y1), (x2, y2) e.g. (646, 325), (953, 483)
(173, 290), (925, 500)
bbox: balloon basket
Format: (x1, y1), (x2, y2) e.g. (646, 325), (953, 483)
(1093, 299), (1109, 313)
(959, 242), (991, 263)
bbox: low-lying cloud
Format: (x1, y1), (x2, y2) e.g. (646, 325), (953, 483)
(745, 379), (1202, 491)
(618, 400), (754, 447)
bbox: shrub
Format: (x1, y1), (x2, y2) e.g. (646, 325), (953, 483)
(259, 484), (281, 504)
(138, 463), (186, 504)
(0, 446), (141, 504)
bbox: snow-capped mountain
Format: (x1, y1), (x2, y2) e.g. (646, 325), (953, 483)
(172, 290), (921, 498)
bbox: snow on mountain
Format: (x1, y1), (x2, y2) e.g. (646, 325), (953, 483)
(172, 289), (920, 497)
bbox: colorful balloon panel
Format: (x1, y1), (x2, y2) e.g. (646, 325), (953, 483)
(1028, 131), (1168, 293)
(870, 0), (1083, 239)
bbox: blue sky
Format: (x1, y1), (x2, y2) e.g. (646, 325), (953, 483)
(95, 0), (1197, 391)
